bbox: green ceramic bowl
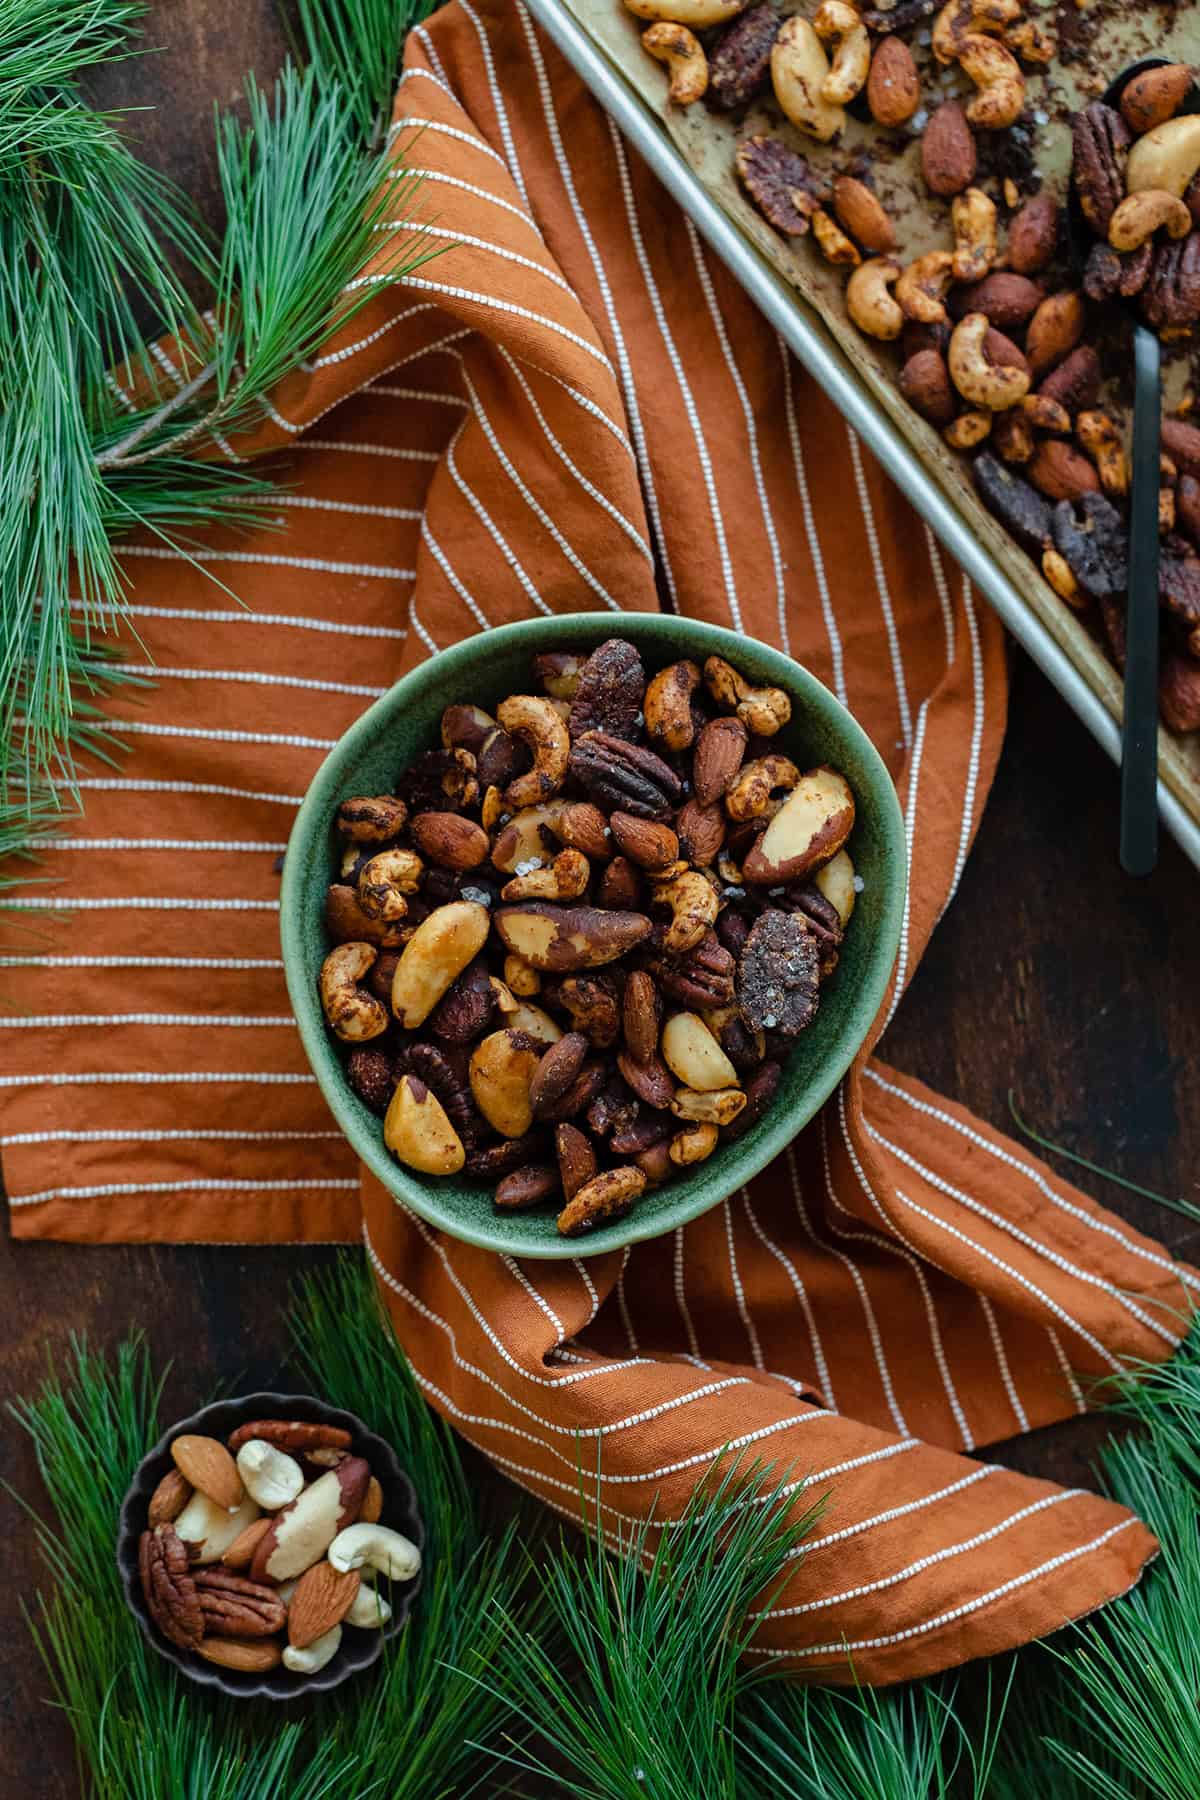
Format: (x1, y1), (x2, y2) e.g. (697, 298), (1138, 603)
(281, 616), (906, 1259)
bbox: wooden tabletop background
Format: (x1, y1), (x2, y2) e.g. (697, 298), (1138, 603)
(2, 4), (1198, 1792)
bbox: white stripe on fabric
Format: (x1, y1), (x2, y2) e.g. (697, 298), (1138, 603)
(13, 1177), (358, 1208)
(804, 1466), (999, 1555)
(62, 594), (407, 639)
(846, 426), (912, 749)
(500, 1252), (567, 1343)
(3, 1128), (342, 1146)
(407, 599), (440, 655)
(419, 519), (492, 631)
(883, 700), (928, 1030)
(749, 1517), (1138, 1658)
(5, 896), (279, 912)
(414, 168), (548, 236)
(514, 351), (636, 462)
(388, 115), (508, 169)
(977, 1295), (1030, 1432)
(726, 1195), (766, 1371)
(92, 662), (386, 699)
(32, 837), (288, 853)
(458, 0), (531, 207)
(874, 1127), (1180, 1348)
(673, 1225), (705, 1362)
(924, 525), (957, 667)
(118, 543), (416, 580)
(419, 226), (574, 297)
(0, 1014), (295, 1030)
(0, 1070), (317, 1089)
(444, 427), (550, 615)
(51, 778), (304, 806)
(368, 382), (467, 406)
(86, 720), (336, 750)
(946, 579), (986, 906)
(616, 1246), (639, 1355)
(253, 493), (423, 520)
(297, 437), (438, 466)
(261, 396), (302, 435)
(780, 343), (843, 698)
(105, 369), (137, 414)
(741, 1187), (834, 1411)
(395, 63), (458, 102)
(0, 955), (284, 970)
(1047, 1328), (1089, 1414)
(398, 275), (614, 371)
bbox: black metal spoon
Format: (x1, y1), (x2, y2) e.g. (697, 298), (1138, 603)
(1066, 59), (1200, 878)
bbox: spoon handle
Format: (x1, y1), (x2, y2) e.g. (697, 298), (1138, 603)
(1120, 323), (1161, 878)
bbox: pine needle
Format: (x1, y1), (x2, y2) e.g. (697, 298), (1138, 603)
(1007, 1090), (1200, 1225)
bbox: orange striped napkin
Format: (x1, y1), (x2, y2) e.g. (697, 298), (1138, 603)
(3, 0), (1193, 1686)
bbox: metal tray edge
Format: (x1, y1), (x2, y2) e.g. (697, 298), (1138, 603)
(524, 0), (1200, 876)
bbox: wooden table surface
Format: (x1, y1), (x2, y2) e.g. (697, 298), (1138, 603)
(3, 5), (1198, 1793)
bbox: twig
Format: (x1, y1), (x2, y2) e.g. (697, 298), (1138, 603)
(93, 357), (218, 468)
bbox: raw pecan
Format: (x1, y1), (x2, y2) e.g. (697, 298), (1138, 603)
(646, 928), (737, 1008)
(1051, 493), (1128, 601)
(193, 1566), (287, 1638)
(1072, 103), (1130, 237)
(972, 452), (1053, 556)
(708, 3), (779, 110)
(464, 1131), (548, 1178)
(735, 135), (829, 238)
(427, 956), (496, 1044)
(567, 639), (646, 742)
(495, 1164), (561, 1210)
(568, 732), (683, 822)
(140, 1525), (203, 1651)
(227, 1419), (352, 1454)
(721, 1060), (783, 1141)
(738, 911), (820, 1037)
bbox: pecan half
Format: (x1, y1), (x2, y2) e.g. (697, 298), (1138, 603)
(1162, 556), (1200, 656)
(193, 1566), (287, 1639)
(227, 1419), (352, 1454)
(972, 452), (1053, 556)
(1072, 103), (1131, 237)
(567, 732), (684, 822)
(735, 135), (829, 238)
(567, 639), (646, 742)
(708, 3), (780, 110)
(1051, 493), (1129, 601)
(140, 1525), (203, 1651)
(400, 1041), (478, 1145)
(646, 927), (737, 1008)
(1140, 232), (1200, 334)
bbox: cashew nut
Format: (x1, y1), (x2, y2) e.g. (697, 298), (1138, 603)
(846, 257), (904, 340)
(1041, 547), (1081, 604)
(644, 660), (701, 751)
(235, 1440), (305, 1511)
(1076, 411), (1129, 498)
(1022, 393), (1072, 434)
(702, 655), (791, 734)
(895, 250), (955, 325)
(491, 802), (565, 874)
(385, 1072), (466, 1175)
(641, 21), (708, 105)
(948, 312), (1030, 411)
(661, 1012), (740, 1091)
(496, 695), (570, 809)
(944, 409), (992, 449)
(282, 1624), (342, 1674)
(346, 1577), (393, 1630)
(812, 0), (870, 105)
(503, 953), (541, 997)
(329, 1522), (422, 1582)
(725, 754), (800, 822)
(356, 848), (423, 922)
(931, 0), (1020, 65)
(811, 208), (862, 268)
(1107, 189), (1192, 252)
(951, 187), (997, 283)
(1127, 115), (1200, 199)
(319, 943), (389, 1043)
(958, 36), (1024, 131)
(390, 900), (490, 1029)
(651, 868), (720, 954)
(771, 16), (846, 143)
(335, 795), (407, 844)
(671, 1085), (748, 1126)
(624, 0), (744, 23)
(501, 847), (590, 902)
(1004, 17), (1055, 62)
(669, 1121), (720, 1166)
(174, 1491), (262, 1565)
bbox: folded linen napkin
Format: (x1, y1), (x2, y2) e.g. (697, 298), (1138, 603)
(2, 0), (1193, 1686)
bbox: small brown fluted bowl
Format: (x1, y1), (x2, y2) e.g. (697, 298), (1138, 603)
(117, 1390), (423, 1700)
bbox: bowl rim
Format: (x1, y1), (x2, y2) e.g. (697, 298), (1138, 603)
(117, 1390), (423, 1700)
(281, 614), (907, 1259)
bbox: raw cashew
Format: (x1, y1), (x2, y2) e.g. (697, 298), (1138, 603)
(771, 16), (845, 143)
(957, 36), (1024, 131)
(948, 312), (1030, 410)
(501, 848), (590, 902)
(671, 1086), (748, 1126)
(236, 1440), (305, 1511)
(661, 1012), (740, 1091)
(624, 0), (745, 24)
(725, 754), (800, 821)
(356, 848), (423, 922)
(644, 660), (701, 751)
(951, 187), (997, 283)
(895, 250), (955, 325)
(1107, 189), (1191, 251)
(390, 900), (490, 1029)
(384, 1073), (466, 1176)
(641, 21), (708, 105)
(329, 1522), (423, 1582)
(931, 0), (1020, 65)
(1076, 411), (1129, 497)
(812, 208), (861, 267)
(496, 695), (570, 809)
(846, 258), (903, 340)
(319, 943), (389, 1044)
(651, 868), (719, 954)
(283, 1624), (342, 1674)
(174, 1492), (261, 1566)
(812, 1), (870, 105)
(702, 656), (791, 733)
(1127, 115), (1200, 199)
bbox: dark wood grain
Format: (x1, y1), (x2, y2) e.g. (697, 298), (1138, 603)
(3, 4), (1199, 1792)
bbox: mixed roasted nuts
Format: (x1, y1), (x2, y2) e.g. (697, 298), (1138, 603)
(137, 1418), (418, 1676)
(624, 0), (1200, 733)
(318, 640), (861, 1237)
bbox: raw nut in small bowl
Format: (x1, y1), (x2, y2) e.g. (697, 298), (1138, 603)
(117, 1391), (423, 1700)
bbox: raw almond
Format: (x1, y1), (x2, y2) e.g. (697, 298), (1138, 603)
(832, 176), (896, 254)
(287, 1559), (362, 1649)
(222, 1516), (273, 1571)
(197, 1636), (282, 1672)
(866, 34), (920, 127)
(360, 1477), (384, 1526)
(921, 101), (975, 198)
(171, 1435), (244, 1512)
(148, 1467), (192, 1527)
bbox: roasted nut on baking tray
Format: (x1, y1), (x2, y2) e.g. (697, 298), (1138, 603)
(1038, 345), (1101, 414)
(957, 36), (1024, 131)
(948, 314), (1030, 411)
(391, 901), (490, 1028)
(1073, 103), (1131, 235)
(743, 767), (855, 885)
(921, 100), (976, 198)
(320, 943), (389, 1044)
(1076, 411), (1129, 498)
(930, 0), (1020, 66)
(1025, 290), (1084, 380)
(944, 410), (992, 450)
(1120, 64), (1194, 137)
(866, 34), (920, 127)
(993, 408), (1035, 464)
(624, 0), (745, 22)
(899, 348), (956, 426)
(1027, 440), (1101, 504)
(1108, 190), (1192, 253)
(1007, 194), (1059, 275)
(951, 188), (997, 284)
(972, 451), (1053, 554)
(812, 207), (862, 268)
(771, 15), (845, 143)
(812, 0), (869, 105)
(1004, 16), (1054, 64)
(833, 178), (897, 256)
(703, 656), (790, 734)
(896, 251), (955, 325)
(641, 21), (709, 106)
(708, 3), (779, 109)
(1041, 547), (1082, 604)
(1126, 116), (1200, 200)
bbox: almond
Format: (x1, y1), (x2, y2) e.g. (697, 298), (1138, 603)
(899, 349), (956, 426)
(171, 1435), (244, 1512)
(554, 801), (611, 860)
(1038, 345), (1101, 413)
(555, 1122), (598, 1201)
(360, 1477), (384, 1526)
(287, 1559), (362, 1649)
(950, 272), (1043, 330)
(1163, 417), (1200, 478)
(608, 812), (679, 871)
(1027, 440), (1101, 502)
(866, 35), (920, 128)
(1120, 63), (1194, 136)
(197, 1636), (282, 1672)
(676, 797), (726, 866)
(1025, 290), (1084, 378)
(832, 175), (896, 254)
(147, 1467), (192, 1527)
(222, 1516), (273, 1571)
(1006, 193), (1059, 275)
(410, 811), (489, 871)
(692, 716), (748, 806)
(921, 102), (975, 198)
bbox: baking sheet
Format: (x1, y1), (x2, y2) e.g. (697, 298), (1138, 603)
(525, 0), (1200, 872)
